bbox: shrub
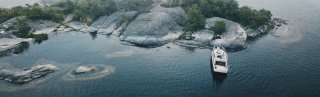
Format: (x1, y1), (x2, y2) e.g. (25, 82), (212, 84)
(30, 33), (49, 44)
(122, 0), (153, 13)
(179, 33), (194, 40)
(13, 17), (31, 38)
(211, 21), (226, 35)
(161, 0), (181, 8)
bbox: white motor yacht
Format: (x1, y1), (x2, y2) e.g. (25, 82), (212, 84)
(212, 47), (228, 73)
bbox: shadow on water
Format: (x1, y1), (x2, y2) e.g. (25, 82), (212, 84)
(210, 57), (227, 85)
(89, 31), (98, 40)
(33, 38), (48, 44)
(0, 42), (30, 57)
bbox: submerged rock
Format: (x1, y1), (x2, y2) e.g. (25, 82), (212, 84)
(63, 64), (115, 81)
(120, 12), (183, 47)
(0, 64), (58, 84)
(73, 66), (94, 74)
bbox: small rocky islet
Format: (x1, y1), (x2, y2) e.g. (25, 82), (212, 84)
(0, 64), (58, 84)
(64, 64), (115, 81)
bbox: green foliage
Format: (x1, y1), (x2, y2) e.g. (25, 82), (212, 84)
(186, 4), (206, 32)
(181, 0), (274, 30)
(211, 21), (226, 35)
(0, 3), (64, 24)
(161, 0), (182, 8)
(122, 0), (153, 13)
(11, 17), (48, 43)
(1, 0), (153, 25)
(0, 7), (22, 23)
(26, 4), (64, 23)
(54, 0), (74, 14)
(198, 0), (239, 21)
(181, 0), (200, 7)
(179, 33), (194, 40)
(181, 0), (240, 21)
(54, 0), (117, 24)
(13, 17), (31, 38)
(239, 6), (272, 29)
(30, 33), (49, 44)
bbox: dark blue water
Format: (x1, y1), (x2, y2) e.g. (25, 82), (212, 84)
(0, 0), (320, 97)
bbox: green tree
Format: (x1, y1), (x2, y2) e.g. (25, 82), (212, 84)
(71, 0), (117, 24)
(186, 4), (205, 32)
(13, 17), (31, 38)
(54, 0), (74, 14)
(161, 0), (182, 8)
(123, 0), (153, 13)
(211, 21), (226, 35)
(183, 0), (239, 21)
(239, 6), (272, 29)
(11, 17), (48, 43)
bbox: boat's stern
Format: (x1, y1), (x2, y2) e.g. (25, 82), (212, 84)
(213, 65), (228, 74)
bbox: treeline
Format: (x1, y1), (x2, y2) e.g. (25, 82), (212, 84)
(54, 0), (117, 24)
(1, 0), (154, 25)
(54, 0), (153, 24)
(0, 3), (64, 24)
(182, 0), (275, 30)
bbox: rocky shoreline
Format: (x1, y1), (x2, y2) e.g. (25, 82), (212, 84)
(0, 0), (285, 54)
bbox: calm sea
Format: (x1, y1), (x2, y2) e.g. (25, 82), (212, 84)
(0, 0), (319, 97)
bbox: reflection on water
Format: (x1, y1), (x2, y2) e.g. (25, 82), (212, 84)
(89, 32), (98, 40)
(0, 42), (30, 57)
(34, 37), (49, 44)
(212, 72), (227, 85)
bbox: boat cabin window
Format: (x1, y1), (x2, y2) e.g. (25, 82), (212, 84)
(215, 61), (226, 66)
